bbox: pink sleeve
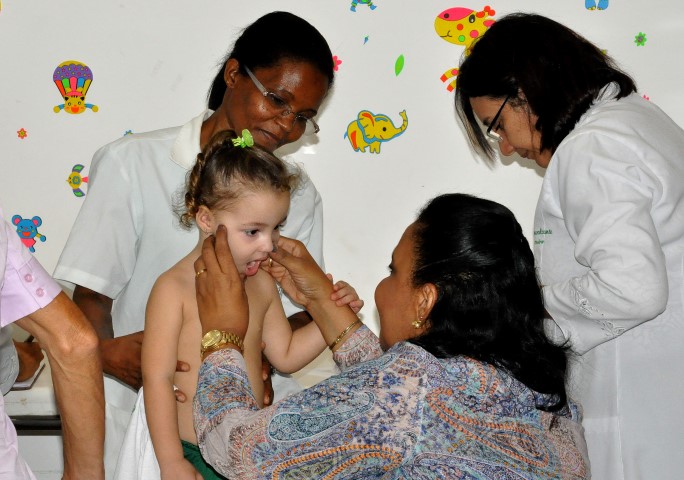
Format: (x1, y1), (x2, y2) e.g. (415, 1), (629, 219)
(1, 218), (61, 327)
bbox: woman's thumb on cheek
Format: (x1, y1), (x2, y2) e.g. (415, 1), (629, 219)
(269, 244), (287, 264)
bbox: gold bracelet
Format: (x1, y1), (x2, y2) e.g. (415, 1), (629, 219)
(201, 342), (241, 360)
(329, 319), (362, 350)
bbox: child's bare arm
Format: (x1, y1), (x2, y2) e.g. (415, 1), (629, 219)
(242, 308), (266, 409)
(261, 281), (327, 374)
(142, 276), (199, 478)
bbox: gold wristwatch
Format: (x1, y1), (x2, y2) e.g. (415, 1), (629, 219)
(200, 329), (244, 357)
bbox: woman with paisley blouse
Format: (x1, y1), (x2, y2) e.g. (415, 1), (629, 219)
(192, 193), (590, 479)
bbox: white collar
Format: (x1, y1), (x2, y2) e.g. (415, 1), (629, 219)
(574, 82), (622, 128)
(594, 82), (620, 104)
(170, 109), (214, 169)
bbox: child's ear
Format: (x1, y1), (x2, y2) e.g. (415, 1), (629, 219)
(196, 206), (214, 235)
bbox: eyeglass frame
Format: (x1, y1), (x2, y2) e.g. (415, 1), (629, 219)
(243, 66), (320, 135)
(485, 94), (510, 142)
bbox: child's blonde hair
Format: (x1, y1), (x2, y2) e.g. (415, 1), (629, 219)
(178, 130), (299, 228)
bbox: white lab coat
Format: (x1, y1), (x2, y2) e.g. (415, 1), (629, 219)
(534, 85), (684, 479)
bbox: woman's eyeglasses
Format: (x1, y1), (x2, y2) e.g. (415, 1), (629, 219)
(244, 66), (320, 135)
(485, 94), (510, 142)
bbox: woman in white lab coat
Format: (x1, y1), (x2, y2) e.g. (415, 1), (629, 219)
(454, 13), (684, 480)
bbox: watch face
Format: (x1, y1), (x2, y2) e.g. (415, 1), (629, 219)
(201, 330), (223, 348)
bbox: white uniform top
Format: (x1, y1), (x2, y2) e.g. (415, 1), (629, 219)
(53, 110), (325, 478)
(534, 86), (684, 480)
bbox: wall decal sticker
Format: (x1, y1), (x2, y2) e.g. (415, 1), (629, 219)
(333, 55), (343, 72)
(586, 0), (609, 10)
(435, 6), (495, 47)
(634, 32), (647, 46)
(53, 60), (99, 114)
(440, 68), (460, 93)
(344, 110), (408, 153)
(395, 55), (405, 76)
(17, 128), (27, 139)
(434, 6), (496, 91)
(67, 164), (89, 197)
(12, 215), (46, 252)
(350, 0), (377, 12)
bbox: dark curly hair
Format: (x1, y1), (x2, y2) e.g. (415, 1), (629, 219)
(455, 12), (636, 160)
(207, 11), (335, 110)
(177, 130), (298, 228)
(409, 194), (569, 411)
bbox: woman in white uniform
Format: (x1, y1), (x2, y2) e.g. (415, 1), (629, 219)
(454, 13), (684, 480)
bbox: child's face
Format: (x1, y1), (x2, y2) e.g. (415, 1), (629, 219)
(210, 190), (290, 278)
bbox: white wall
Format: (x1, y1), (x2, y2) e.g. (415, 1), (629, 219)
(2, 1), (683, 332)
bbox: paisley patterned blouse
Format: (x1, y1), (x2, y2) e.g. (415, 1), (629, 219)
(194, 326), (589, 479)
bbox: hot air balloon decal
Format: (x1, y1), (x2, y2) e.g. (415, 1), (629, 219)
(53, 60), (99, 114)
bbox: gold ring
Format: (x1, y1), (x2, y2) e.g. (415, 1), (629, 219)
(195, 268), (207, 278)
(268, 258), (273, 267)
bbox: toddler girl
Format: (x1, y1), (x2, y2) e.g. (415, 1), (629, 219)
(114, 130), (360, 479)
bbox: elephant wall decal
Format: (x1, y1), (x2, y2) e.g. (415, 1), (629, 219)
(344, 110), (408, 153)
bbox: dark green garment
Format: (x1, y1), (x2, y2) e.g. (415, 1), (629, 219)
(181, 440), (228, 480)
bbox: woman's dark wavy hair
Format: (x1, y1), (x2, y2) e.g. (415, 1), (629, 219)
(455, 13), (636, 160)
(409, 194), (569, 411)
(207, 11), (335, 110)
